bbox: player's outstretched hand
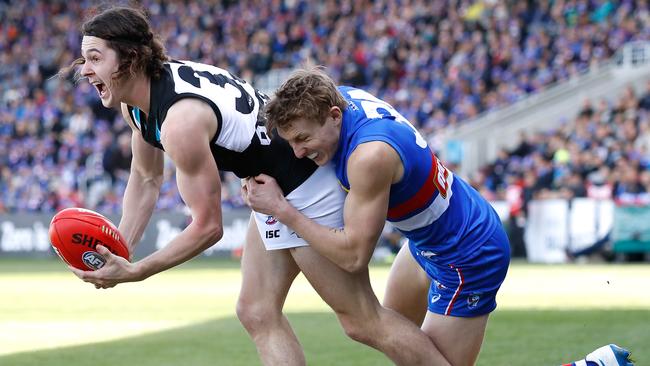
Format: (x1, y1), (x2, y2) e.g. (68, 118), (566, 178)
(69, 245), (138, 289)
(242, 174), (288, 217)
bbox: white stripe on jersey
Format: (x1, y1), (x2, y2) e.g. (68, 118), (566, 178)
(390, 172), (454, 232)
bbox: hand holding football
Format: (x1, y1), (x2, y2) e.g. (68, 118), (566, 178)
(49, 208), (129, 270)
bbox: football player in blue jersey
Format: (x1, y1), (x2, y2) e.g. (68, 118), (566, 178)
(243, 68), (634, 366)
(62, 6), (446, 366)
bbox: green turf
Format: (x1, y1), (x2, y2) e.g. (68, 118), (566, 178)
(0, 257), (647, 365)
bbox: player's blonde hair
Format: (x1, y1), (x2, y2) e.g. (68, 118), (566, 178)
(265, 67), (347, 132)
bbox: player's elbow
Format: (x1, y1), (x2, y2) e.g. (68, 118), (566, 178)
(342, 258), (366, 274)
(197, 222), (223, 250)
(133, 163), (164, 188)
(207, 224), (224, 246)
(341, 249), (371, 274)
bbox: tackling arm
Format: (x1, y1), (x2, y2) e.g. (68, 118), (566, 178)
(248, 141), (399, 273)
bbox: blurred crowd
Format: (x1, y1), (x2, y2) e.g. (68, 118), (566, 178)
(470, 81), (650, 218)
(0, 0), (649, 213)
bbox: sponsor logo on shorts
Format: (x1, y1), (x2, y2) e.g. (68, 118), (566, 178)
(82, 251), (106, 270)
(434, 280), (447, 290)
(467, 292), (481, 308)
(419, 250), (437, 258)
(265, 216), (278, 225)
(265, 230), (280, 239)
(431, 293), (441, 303)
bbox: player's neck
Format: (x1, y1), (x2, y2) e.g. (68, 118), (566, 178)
(121, 74), (151, 115)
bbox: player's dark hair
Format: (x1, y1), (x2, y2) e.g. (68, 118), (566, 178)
(265, 67), (348, 132)
(61, 6), (168, 81)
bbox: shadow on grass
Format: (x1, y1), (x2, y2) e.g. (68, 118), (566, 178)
(1, 309), (647, 366)
(0, 312), (389, 366)
(481, 309), (648, 365)
(0, 257), (242, 274)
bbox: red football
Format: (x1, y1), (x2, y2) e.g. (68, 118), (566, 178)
(49, 208), (129, 270)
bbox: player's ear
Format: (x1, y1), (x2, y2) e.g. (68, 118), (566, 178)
(329, 106), (342, 126)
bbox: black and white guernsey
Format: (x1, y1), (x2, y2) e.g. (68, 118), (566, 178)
(126, 60), (316, 195)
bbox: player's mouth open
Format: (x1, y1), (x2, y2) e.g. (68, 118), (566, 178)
(93, 82), (107, 98)
(307, 152), (318, 160)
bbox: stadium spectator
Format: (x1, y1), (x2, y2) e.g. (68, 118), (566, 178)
(479, 83), (649, 204)
(1, 0), (648, 213)
(102, 129), (132, 184)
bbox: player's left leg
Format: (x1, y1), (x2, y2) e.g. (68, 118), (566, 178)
(291, 246), (451, 366)
(237, 214), (304, 366)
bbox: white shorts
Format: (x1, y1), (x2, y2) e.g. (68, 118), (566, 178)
(253, 163), (346, 250)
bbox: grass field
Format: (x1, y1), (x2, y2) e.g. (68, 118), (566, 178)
(0, 258), (648, 365)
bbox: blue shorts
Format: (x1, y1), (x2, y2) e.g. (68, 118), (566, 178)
(409, 227), (510, 317)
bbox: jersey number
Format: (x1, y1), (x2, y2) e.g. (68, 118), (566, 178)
(174, 63), (272, 145)
(347, 89), (427, 148)
(349, 89), (450, 196)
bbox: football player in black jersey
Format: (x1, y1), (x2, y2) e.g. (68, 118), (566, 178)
(63, 6), (444, 366)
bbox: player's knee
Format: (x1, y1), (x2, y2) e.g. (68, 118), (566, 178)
(337, 313), (375, 345)
(236, 296), (277, 333)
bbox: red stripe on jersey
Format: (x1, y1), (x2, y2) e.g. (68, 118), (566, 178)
(436, 156), (449, 199)
(445, 265), (464, 316)
(387, 156), (437, 220)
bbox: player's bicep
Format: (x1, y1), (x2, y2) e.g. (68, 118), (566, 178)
(344, 142), (399, 252)
(161, 101), (222, 226)
(173, 149), (222, 227)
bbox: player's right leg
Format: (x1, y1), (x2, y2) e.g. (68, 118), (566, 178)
(385, 243), (489, 366)
(388, 228), (510, 366)
(421, 311), (489, 366)
(383, 243), (430, 325)
(291, 246), (451, 366)
(237, 214), (304, 366)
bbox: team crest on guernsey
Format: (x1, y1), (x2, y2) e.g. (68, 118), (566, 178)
(265, 216), (278, 225)
(467, 292), (481, 308)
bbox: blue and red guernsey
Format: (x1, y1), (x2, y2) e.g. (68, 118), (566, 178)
(333, 87), (502, 265)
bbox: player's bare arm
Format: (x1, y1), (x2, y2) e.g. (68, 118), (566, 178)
(133, 98), (223, 280)
(71, 99), (223, 287)
(245, 141), (402, 273)
(117, 103), (164, 254)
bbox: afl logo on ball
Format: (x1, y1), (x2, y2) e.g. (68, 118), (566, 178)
(82, 251), (106, 270)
